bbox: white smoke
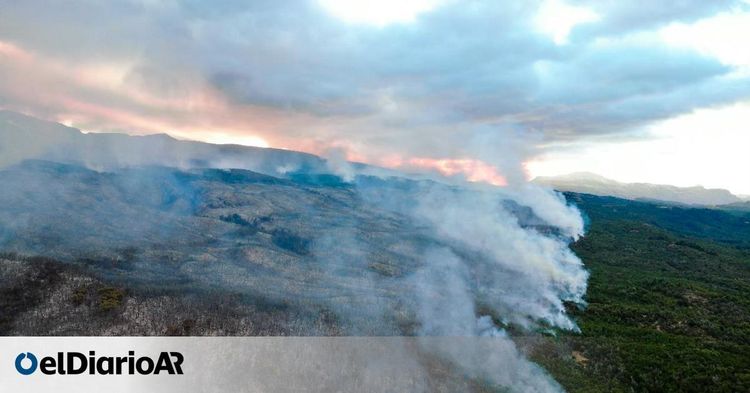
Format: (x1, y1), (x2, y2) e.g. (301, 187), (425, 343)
(413, 184), (587, 323)
(391, 180), (587, 391)
(0, 111), (589, 391)
(410, 248), (564, 391)
(322, 147), (356, 182)
(412, 248), (477, 336)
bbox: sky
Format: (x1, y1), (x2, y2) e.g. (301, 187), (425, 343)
(0, 0), (749, 194)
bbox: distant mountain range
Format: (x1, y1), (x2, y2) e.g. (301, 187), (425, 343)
(533, 172), (741, 206)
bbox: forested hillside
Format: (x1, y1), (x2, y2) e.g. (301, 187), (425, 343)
(533, 193), (750, 392)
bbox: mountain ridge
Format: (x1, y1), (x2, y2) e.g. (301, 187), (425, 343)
(0, 110), (329, 177)
(533, 172), (740, 206)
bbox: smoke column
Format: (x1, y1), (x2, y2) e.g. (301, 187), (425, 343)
(0, 112), (588, 391)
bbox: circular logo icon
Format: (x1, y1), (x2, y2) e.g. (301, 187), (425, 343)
(15, 352), (37, 375)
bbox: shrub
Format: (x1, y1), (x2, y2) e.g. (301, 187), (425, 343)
(97, 287), (125, 312)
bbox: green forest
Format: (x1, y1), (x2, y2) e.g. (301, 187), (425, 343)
(531, 193), (750, 392)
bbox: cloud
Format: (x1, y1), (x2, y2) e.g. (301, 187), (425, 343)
(1, 0), (748, 181)
(537, 43), (729, 106)
(569, 0), (743, 37)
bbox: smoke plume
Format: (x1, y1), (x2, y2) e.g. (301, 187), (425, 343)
(0, 111), (587, 392)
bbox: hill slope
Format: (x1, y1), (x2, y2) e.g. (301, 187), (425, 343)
(532, 193), (750, 393)
(1, 160), (748, 391)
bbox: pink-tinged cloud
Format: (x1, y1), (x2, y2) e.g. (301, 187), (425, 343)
(0, 38), (520, 184)
(382, 156), (508, 186)
(0, 39), (283, 147)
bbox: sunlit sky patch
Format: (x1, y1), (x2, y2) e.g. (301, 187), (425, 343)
(526, 102), (750, 195)
(189, 131), (270, 148)
(535, 0), (600, 44)
(1, 0), (749, 194)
